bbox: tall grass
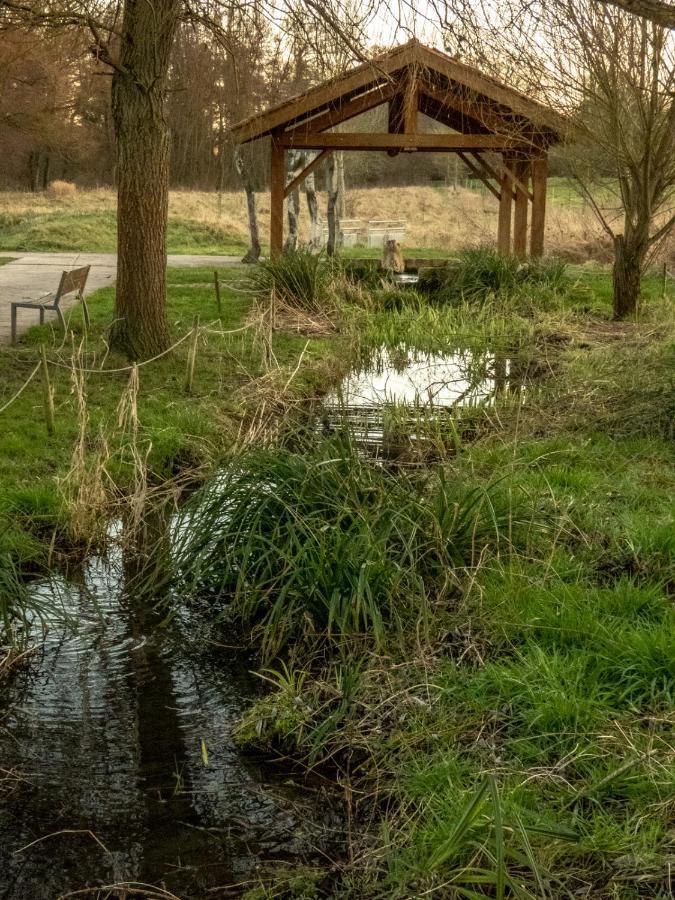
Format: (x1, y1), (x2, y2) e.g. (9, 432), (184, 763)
(248, 249), (334, 314)
(419, 247), (568, 306)
(171, 435), (544, 659)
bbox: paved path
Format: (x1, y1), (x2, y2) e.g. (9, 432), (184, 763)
(0, 252), (243, 343)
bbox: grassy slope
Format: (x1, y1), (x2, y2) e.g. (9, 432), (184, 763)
(1, 250), (673, 895)
(230, 272), (674, 898)
(0, 266), (341, 562)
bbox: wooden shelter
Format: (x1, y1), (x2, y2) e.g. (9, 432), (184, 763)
(231, 39), (565, 258)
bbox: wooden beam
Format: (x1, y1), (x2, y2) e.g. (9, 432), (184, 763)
(284, 84), (395, 142)
(418, 92), (491, 135)
(513, 158), (530, 259)
(270, 137), (285, 256)
(530, 155), (548, 258)
(457, 151), (500, 200)
(419, 80), (514, 136)
(284, 150), (331, 198)
(497, 155), (514, 254)
(232, 43), (416, 143)
(279, 132), (530, 151)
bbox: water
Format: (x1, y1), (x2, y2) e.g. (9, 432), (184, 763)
(323, 345), (528, 453)
(0, 528), (341, 899)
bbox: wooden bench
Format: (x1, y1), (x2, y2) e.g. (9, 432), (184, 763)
(11, 265), (91, 344)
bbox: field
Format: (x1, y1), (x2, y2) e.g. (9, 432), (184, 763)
(3, 182), (671, 264)
(0, 245), (673, 896)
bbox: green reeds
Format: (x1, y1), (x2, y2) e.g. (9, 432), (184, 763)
(171, 435), (543, 660)
(248, 249), (333, 315)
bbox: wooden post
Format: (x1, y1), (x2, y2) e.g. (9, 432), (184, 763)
(661, 261), (667, 299)
(270, 136), (285, 257)
(530, 155), (548, 258)
(184, 315), (199, 394)
(497, 155), (513, 255)
(513, 158), (530, 260)
(40, 344), (55, 436)
(214, 270), (222, 316)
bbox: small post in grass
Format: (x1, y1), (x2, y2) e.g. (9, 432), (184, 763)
(185, 314), (199, 394)
(214, 270), (222, 317)
(40, 344), (55, 435)
(661, 261), (667, 300)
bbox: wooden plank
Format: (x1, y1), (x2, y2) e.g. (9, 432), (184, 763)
(270, 137), (285, 256)
(284, 84), (395, 142)
(279, 132), (530, 151)
(530, 155), (548, 258)
(284, 150), (331, 198)
(457, 151), (500, 200)
(513, 158), (530, 259)
(497, 155), (514, 254)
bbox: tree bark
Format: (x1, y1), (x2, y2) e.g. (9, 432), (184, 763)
(234, 146), (261, 263)
(109, 0), (181, 360)
(612, 233), (644, 318)
(305, 170), (321, 250)
(326, 154), (341, 257)
(284, 188), (300, 251)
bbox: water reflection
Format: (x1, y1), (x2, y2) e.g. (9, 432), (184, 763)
(323, 345), (529, 455)
(0, 517), (340, 898)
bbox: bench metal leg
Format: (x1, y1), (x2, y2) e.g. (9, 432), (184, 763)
(11, 304), (17, 344)
(39, 307), (45, 325)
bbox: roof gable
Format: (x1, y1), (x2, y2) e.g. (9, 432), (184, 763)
(231, 39), (564, 145)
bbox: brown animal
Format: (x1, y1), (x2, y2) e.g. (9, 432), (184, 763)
(382, 238), (405, 273)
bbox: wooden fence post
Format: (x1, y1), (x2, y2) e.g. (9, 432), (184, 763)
(40, 344), (55, 435)
(214, 270), (222, 316)
(184, 315), (199, 394)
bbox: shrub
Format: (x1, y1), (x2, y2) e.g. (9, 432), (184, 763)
(46, 180), (77, 198)
(172, 436), (541, 659)
(419, 246), (567, 306)
(248, 249), (333, 314)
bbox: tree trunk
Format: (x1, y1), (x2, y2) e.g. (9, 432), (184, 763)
(326, 154), (341, 257)
(234, 146), (261, 263)
(305, 170), (321, 250)
(612, 233), (644, 318)
(336, 151), (346, 218)
(284, 188), (301, 251)
(109, 0), (181, 360)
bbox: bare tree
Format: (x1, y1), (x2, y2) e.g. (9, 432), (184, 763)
(0, 0), (377, 358)
(435, 0), (675, 318)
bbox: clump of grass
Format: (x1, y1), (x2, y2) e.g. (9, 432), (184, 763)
(249, 250), (334, 315)
(419, 247), (567, 306)
(173, 435), (538, 659)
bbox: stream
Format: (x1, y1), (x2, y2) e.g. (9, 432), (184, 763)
(0, 527), (341, 899)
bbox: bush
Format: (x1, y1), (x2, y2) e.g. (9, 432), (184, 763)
(249, 249), (333, 314)
(46, 180), (77, 198)
(419, 247), (567, 306)
(172, 436), (541, 659)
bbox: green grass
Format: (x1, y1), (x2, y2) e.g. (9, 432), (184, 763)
(0, 267), (342, 569)
(0, 210), (247, 254)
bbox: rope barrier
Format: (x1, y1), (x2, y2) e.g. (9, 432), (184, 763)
(0, 363), (40, 415)
(0, 319), (259, 416)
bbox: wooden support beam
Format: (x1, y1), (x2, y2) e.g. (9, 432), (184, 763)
(530, 155), (548, 258)
(284, 84), (395, 142)
(497, 155), (513, 255)
(513, 158), (530, 260)
(284, 150), (331, 198)
(279, 132), (530, 151)
(457, 151), (500, 200)
(270, 137), (285, 256)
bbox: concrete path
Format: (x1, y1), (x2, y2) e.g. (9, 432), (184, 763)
(0, 252), (243, 343)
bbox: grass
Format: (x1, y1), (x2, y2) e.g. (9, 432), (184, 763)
(0, 240), (673, 896)
(0, 208), (248, 254)
(0, 266), (344, 571)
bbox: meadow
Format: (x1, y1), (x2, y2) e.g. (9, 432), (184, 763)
(0, 243), (673, 897)
(1, 181), (666, 264)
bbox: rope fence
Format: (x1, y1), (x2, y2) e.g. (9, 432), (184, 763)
(0, 318), (258, 422)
